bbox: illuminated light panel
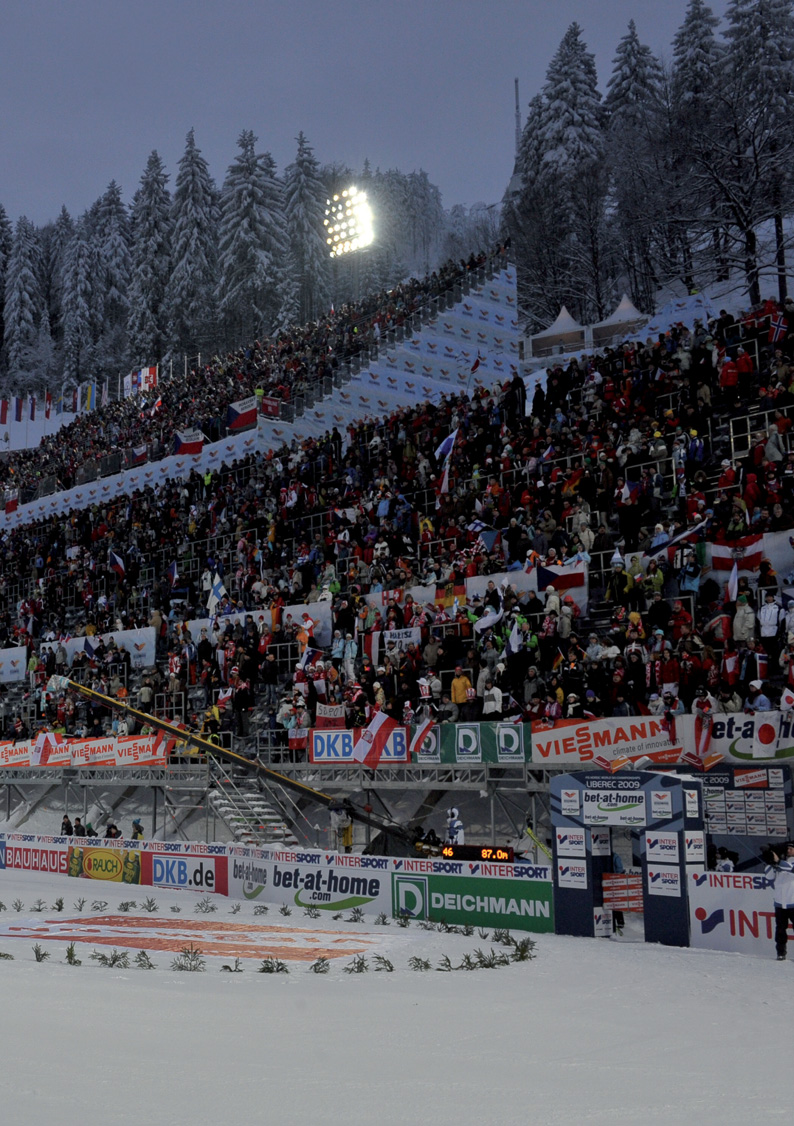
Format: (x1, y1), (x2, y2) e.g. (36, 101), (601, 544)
(324, 186), (374, 258)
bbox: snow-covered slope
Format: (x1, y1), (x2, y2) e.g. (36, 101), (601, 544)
(0, 869), (785, 1126)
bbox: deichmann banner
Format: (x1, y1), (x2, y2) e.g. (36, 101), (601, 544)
(532, 713), (794, 766)
(413, 722), (529, 764)
(0, 734), (166, 770)
(391, 866), (554, 933)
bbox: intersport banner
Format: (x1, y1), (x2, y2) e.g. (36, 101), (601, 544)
(687, 871), (790, 958)
(531, 712), (794, 767)
(0, 734), (166, 769)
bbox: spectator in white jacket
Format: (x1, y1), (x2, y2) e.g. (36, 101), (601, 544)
(732, 595), (756, 643)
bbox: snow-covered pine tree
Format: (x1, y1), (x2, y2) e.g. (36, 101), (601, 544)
(604, 20), (662, 128)
(98, 181), (130, 332)
(406, 170), (443, 276)
(45, 206), (75, 349)
(0, 204), (14, 371)
(672, 0), (723, 111)
(603, 22), (664, 311)
(166, 128), (219, 354)
(537, 22), (610, 321)
(3, 216), (43, 389)
(538, 22), (603, 175)
(722, 0), (794, 300)
(127, 151), (172, 364)
(284, 131), (329, 323)
(217, 131), (286, 343)
(61, 219), (97, 386)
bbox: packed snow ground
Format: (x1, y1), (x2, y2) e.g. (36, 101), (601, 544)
(0, 870), (786, 1126)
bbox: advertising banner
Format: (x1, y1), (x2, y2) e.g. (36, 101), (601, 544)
(688, 871), (788, 957)
(140, 849), (228, 896)
(66, 844), (141, 883)
(391, 866), (553, 933)
(413, 722), (529, 765)
(0, 646), (28, 684)
(227, 848), (393, 914)
(0, 836), (69, 875)
(310, 727), (410, 764)
(0, 734), (166, 770)
(582, 789), (647, 826)
(41, 627), (156, 671)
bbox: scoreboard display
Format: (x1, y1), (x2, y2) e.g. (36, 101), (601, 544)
(440, 845), (515, 863)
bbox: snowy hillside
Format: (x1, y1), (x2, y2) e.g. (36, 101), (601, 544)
(0, 869), (785, 1126)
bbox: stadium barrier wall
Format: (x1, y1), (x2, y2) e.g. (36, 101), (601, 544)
(0, 834), (553, 934)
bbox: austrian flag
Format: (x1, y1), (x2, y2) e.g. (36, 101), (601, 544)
(351, 711), (398, 768)
(710, 535), (763, 572)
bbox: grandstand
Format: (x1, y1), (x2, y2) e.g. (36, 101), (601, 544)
(0, 243), (793, 856)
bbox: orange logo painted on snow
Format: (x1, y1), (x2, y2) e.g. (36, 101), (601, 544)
(0, 915), (373, 960)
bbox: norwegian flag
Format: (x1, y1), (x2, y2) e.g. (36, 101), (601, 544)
(769, 315), (788, 343)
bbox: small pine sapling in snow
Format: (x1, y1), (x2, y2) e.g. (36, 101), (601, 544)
(171, 944), (205, 972)
(33, 944), (50, 962)
(344, 954), (368, 973)
(408, 956), (431, 972)
(65, 943), (81, 966)
(134, 950), (156, 970)
(373, 955), (394, 972)
(309, 957), (330, 974)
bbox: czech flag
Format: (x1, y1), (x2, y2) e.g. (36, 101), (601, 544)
(167, 561), (179, 587)
(109, 550), (125, 577)
(174, 429), (204, 455)
(226, 395), (258, 432)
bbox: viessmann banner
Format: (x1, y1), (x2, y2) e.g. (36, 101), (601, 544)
(531, 713), (794, 767)
(0, 733), (167, 769)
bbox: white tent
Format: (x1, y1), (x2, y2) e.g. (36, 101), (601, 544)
(592, 294), (647, 347)
(530, 306), (585, 357)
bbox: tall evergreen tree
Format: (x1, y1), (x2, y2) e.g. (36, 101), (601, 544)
(284, 131), (329, 323)
(217, 131), (286, 341)
(672, 0), (722, 110)
(166, 128), (219, 353)
(127, 151), (172, 363)
(0, 204), (13, 371)
(98, 181), (130, 330)
(539, 23), (603, 174)
(3, 216), (42, 388)
(61, 219), (98, 385)
(605, 20), (662, 128)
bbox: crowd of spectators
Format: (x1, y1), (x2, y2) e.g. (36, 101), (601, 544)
(1, 261), (794, 751)
(0, 253), (493, 499)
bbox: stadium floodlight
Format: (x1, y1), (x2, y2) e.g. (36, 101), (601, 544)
(324, 186), (374, 258)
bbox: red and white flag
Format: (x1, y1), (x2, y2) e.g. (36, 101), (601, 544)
(710, 535), (763, 572)
(409, 718), (435, 757)
(351, 711), (398, 769)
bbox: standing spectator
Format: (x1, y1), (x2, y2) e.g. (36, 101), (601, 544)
(763, 842), (794, 960)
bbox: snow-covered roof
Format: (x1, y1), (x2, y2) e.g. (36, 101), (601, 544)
(532, 305), (583, 338)
(594, 294), (645, 327)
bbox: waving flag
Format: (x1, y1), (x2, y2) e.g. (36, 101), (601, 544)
(435, 428), (458, 461)
(131, 444), (148, 466)
(710, 535), (763, 572)
(167, 561), (179, 587)
(14, 397), (23, 423)
(45, 391), (52, 420)
(85, 384), (96, 411)
(769, 315), (788, 343)
(536, 563), (585, 592)
(409, 719), (436, 757)
(227, 395), (258, 432)
(207, 571), (227, 613)
(174, 429), (205, 456)
(351, 711), (398, 768)
(108, 550), (125, 577)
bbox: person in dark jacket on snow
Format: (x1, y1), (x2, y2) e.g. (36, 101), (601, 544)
(764, 842), (794, 960)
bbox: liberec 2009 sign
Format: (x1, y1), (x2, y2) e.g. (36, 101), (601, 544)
(309, 723), (530, 765)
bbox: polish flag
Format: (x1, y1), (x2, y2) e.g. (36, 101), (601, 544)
(351, 711), (398, 768)
(710, 535), (763, 572)
(409, 718), (435, 757)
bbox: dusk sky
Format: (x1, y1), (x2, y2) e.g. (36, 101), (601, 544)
(2, 0), (730, 225)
